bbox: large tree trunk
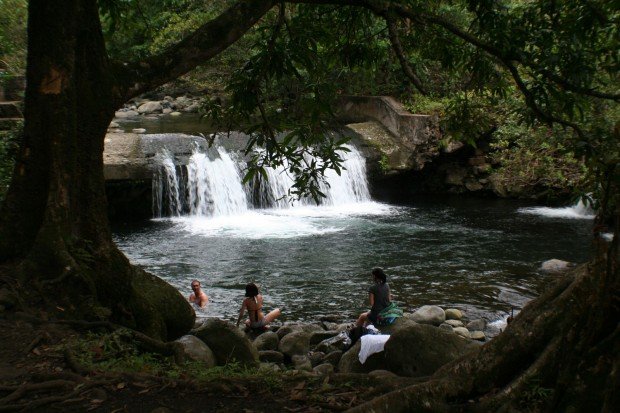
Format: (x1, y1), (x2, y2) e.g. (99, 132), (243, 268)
(0, 0), (193, 340)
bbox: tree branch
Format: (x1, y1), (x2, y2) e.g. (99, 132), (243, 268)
(384, 14), (427, 95)
(118, 0), (277, 101)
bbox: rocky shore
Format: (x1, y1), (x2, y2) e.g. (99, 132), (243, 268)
(176, 304), (492, 379)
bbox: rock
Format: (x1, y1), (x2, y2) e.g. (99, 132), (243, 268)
(253, 331), (279, 351)
(465, 181), (483, 191)
(259, 362), (281, 372)
(114, 110), (139, 118)
(137, 101), (163, 114)
(368, 369), (398, 378)
(321, 321), (339, 331)
(310, 331), (339, 345)
(193, 319), (258, 367)
(132, 128), (146, 134)
(170, 111), (182, 116)
(338, 341), (386, 374)
(276, 324), (302, 340)
(470, 331), (486, 341)
(183, 102), (200, 113)
(278, 331), (312, 358)
(322, 350), (343, 367)
(384, 323), (479, 377)
(409, 305), (446, 326)
(109, 121), (120, 128)
(319, 315), (342, 323)
(541, 259), (574, 274)
(291, 355), (313, 372)
(258, 350), (284, 364)
(445, 308), (463, 320)
(445, 167), (468, 186)
(444, 319), (464, 328)
(466, 319), (486, 332)
(315, 331), (351, 353)
(313, 363), (334, 375)
(162, 108), (173, 115)
(174, 335), (216, 367)
(438, 323), (454, 332)
(453, 327), (471, 339)
(307, 351), (325, 367)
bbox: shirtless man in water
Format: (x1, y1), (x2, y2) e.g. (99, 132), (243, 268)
(189, 280), (208, 308)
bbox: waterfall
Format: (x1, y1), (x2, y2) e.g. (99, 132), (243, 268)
(153, 143), (372, 218)
(517, 197), (596, 219)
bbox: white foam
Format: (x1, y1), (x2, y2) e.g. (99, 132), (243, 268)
(518, 199), (595, 219)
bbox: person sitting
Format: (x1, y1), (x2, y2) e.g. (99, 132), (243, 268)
(236, 283), (281, 330)
(356, 267), (391, 327)
(189, 279), (209, 308)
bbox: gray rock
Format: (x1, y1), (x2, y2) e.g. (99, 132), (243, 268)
(183, 102), (200, 113)
(313, 363), (334, 375)
(174, 335), (216, 367)
(291, 355), (313, 372)
(315, 331), (351, 353)
(338, 341), (386, 374)
(445, 308), (463, 320)
(384, 323), (479, 377)
(453, 327), (471, 339)
(276, 324), (302, 340)
(170, 111), (182, 116)
(137, 101), (163, 114)
(109, 121), (120, 128)
(310, 331), (339, 345)
(258, 350), (284, 364)
(444, 319), (464, 328)
(541, 259), (575, 274)
(307, 351), (325, 367)
(253, 331), (279, 351)
(470, 331), (486, 341)
(409, 305), (446, 326)
(162, 108), (173, 115)
(114, 110), (138, 118)
(322, 350), (343, 367)
(279, 331), (312, 358)
(192, 319), (258, 367)
(132, 128), (146, 134)
(466, 319), (486, 332)
(259, 362), (281, 372)
(438, 323), (454, 332)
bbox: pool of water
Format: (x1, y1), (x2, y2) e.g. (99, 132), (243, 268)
(112, 195), (593, 334)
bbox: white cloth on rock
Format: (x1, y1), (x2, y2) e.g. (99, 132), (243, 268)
(358, 334), (390, 364)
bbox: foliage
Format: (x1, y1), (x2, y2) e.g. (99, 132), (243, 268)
(67, 330), (283, 388)
(0, 0), (27, 78)
(0, 121), (21, 201)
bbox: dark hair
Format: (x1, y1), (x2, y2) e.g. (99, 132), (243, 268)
(245, 283), (259, 297)
(371, 267), (386, 284)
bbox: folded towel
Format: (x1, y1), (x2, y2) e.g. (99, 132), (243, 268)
(358, 334), (390, 364)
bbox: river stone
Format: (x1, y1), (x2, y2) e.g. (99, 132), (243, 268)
(466, 319), (486, 332)
(445, 309), (463, 320)
(453, 327), (471, 339)
(444, 319), (464, 328)
(308, 351), (326, 367)
(313, 363), (334, 375)
(310, 331), (339, 345)
(292, 355), (313, 372)
(338, 341), (386, 374)
(384, 323), (479, 377)
(276, 324), (303, 339)
(470, 331), (486, 341)
(137, 101), (163, 114)
(258, 350), (284, 364)
(109, 121), (120, 128)
(192, 319), (258, 367)
(322, 350), (343, 367)
(253, 331), (279, 351)
(174, 335), (216, 367)
(170, 111), (182, 116)
(541, 259), (574, 274)
(439, 323), (454, 332)
(279, 331), (312, 358)
(114, 110), (138, 118)
(409, 305), (446, 326)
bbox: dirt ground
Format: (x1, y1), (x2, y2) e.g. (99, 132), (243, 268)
(0, 314), (415, 412)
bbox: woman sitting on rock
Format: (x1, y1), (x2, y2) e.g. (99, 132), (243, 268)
(357, 267), (391, 327)
(236, 283), (281, 330)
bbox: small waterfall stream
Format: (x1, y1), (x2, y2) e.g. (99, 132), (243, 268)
(153, 143), (372, 218)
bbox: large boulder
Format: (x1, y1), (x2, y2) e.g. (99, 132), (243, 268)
(137, 101), (163, 114)
(337, 341), (387, 374)
(192, 319), (258, 367)
(384, 323), (479, 377)
(541, 259), (575, 274)
(409, 305), (446, 326)
(278, 331), (312, 358)
(174, 335), (216, 367)
(253, 331), (279, 351)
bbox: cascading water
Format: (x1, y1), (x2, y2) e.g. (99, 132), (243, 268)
(153, 143), (372, 218)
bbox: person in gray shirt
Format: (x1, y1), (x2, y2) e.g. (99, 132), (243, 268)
(356, 267), (391, 327)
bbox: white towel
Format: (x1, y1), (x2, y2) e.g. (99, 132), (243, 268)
(358, 334), (390, 364)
